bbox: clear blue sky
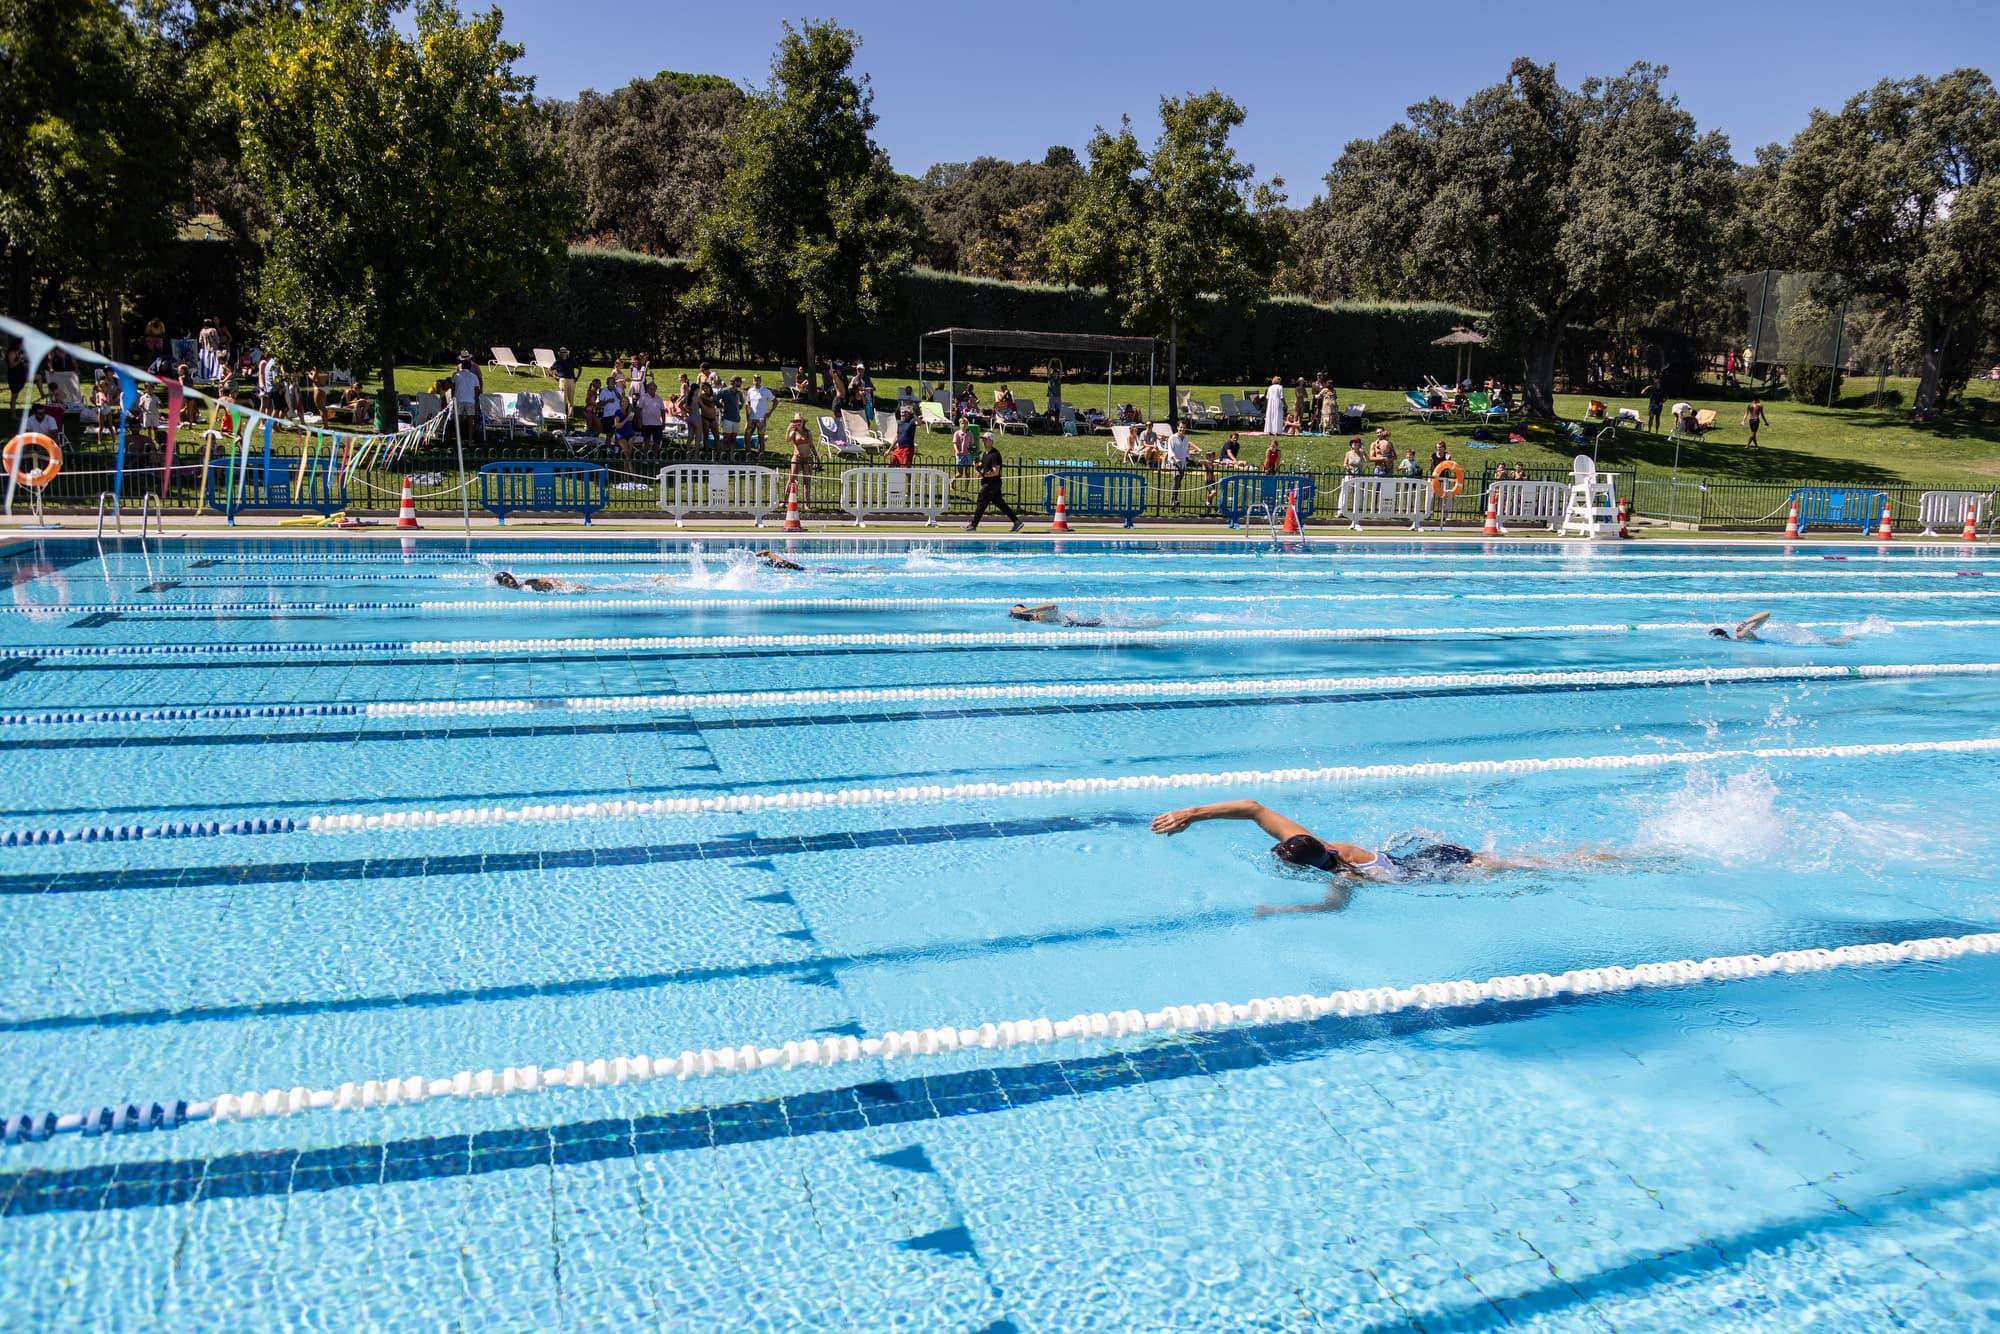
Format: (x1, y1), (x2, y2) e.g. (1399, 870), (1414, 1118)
(498, 0), (1997, 198)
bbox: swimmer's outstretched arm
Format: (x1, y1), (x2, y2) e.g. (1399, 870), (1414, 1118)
(1151, 800), (1310, 840)
(1254, 883), (1355, 917)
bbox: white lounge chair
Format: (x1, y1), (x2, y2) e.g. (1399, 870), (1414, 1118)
(490, 347), (528, 373)
(479, 393), (518, 438)
(1107, 425), (1146, 463)
(818, 414), (864, 458)
(841, 409), (891, 454)
(540, 394), (571, 432)
(919, 400), (953, 433)
(783, 367), (805, 398)
(409, 392), (443, 424)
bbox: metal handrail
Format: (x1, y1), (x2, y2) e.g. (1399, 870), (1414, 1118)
(94, 492), (122, 541)
(138, 493), (167, 540)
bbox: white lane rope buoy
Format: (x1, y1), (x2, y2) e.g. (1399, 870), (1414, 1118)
(8, 932), (1994, 1145)
(9, 731), (1999, 849)
(7, 660), (1997, 730)
(8, 589), (2000, 620)
(11, 619), (2000, 663)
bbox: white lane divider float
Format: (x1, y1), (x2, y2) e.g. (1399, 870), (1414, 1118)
(297, 735), (2000, 833)
(14, 619), (2000, 663)
(11, 732), (2000, 849)
(8, 589), (2000, 620)
(9, 932), (1996, 1145)
(152, 549), (2000, 566)
(9, 661), (1998, 730)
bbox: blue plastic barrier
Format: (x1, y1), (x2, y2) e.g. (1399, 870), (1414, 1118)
(1789, 486), (1889, 535)
(477, 461), (609, 524)
(1042, 470), (1148, 528)
(1217, 474), (1318, 527)
(204, 455), (346, 520)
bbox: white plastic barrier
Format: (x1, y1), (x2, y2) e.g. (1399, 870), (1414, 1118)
(1334, 477), (1433, 530)
(1918, 489), (1992, 536)
(1484, 480), (1567, 531)
(839, 466), (951, 527)
(658, 464), (784, 528)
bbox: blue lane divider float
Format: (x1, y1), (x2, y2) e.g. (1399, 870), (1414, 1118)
(0, 703), (370, 727)
(0, 816), (297, 847)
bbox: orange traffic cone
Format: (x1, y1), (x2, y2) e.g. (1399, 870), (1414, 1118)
(396, 476), (421, 529)
(1281, 486), (1301, 534)
(1617, 498), (1631, 539)
(1482, 489), (1501, 537)
(1783, 498), (1800, 539)
(1051, 482), (1071, 532)
(783, 482), (804, 531)
(1876, 497), (1894, 542)
(1963, 500), (1980, 543)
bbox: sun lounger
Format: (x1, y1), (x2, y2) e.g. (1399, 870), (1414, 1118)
(841, 409), (891, 454)
(919, 399), (952, 432)
(818, 414), (865, 457)
(1404, 390), (1449, 423)
(490, 347), (529, 373)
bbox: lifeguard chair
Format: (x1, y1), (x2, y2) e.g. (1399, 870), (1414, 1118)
(1558, 453), (1620, 539)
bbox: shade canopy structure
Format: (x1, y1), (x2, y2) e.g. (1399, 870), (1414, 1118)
(918, 328), (1159, 422)
(1430, 326), (1487, 386)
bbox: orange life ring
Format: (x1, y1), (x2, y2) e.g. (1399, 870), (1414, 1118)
(1430, 458), (1465, 498)
(3, 433), (62, 488)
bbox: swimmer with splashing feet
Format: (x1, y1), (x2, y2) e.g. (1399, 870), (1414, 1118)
(493, 571), (590, 594)
(1009, 602), (1103, 627)
(1150, 799), (1616, 915)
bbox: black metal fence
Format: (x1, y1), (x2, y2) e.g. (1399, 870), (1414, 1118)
(20, 437), (1997, 534)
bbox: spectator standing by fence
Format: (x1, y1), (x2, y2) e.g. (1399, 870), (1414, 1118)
(745, 374), (774, 451)
(1645, 379), (1664, 433)
(786, 414), (816, 498)
(451, 355), (482, 442)
(552, 348), (578, 417)
(952, 417), (975, 479)
(720, 377), (745, 452)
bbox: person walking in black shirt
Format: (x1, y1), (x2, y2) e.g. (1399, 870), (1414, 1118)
(963, 431), (1023, 531)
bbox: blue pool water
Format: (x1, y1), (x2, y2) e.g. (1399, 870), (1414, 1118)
(2, 532), (1999, 1330)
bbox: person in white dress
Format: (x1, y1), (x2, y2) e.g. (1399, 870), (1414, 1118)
(1263, 375), (1285, 436)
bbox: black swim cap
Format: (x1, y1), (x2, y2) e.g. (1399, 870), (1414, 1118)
(1274, 834), (1338, 872)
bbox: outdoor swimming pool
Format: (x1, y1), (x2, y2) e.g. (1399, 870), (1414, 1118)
(1, 533), (1997, 1330)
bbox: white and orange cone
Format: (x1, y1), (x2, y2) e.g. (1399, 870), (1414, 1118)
(783, 482), (804, 531)
(1783, 499), (1800, 539)
(1051, 482), (1071, 532)
(1876, 497), (1895, 542)
(1964, 500), (1981, 543)
(1281, 486), (1302, 534)
(1482, 488), (1501, 537)
(1617, 497), (1631, 539)
(396, 477), (421, 529)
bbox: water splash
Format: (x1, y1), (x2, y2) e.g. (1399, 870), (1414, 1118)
(1633, 769), (1790, 867)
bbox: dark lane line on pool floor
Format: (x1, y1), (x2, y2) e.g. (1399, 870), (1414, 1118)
(0, 900), (1245, 1037)
(0, 813), (1123, 898)
(3, 922), (1985, 1221)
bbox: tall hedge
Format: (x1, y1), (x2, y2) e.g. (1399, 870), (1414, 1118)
(148, 240), (1487, 384)
(479, 250), (1485, 384)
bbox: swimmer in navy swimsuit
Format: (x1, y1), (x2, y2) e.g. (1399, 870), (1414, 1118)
(1149, 800), (1613, 916)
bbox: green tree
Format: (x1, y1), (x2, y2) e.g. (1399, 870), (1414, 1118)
(221, 0), (575, 427)
(1765, 70), (2000, 414)
(0, 0), (188, 335)
(691, 21), (918, 382)
(905, 149), (1082, 277)
(1046, 92), (1286, 427)
(1293, 60), (1735, 417)
(561, 71), (744, 255)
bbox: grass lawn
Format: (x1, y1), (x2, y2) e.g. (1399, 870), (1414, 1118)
(391, 360), (2000, 489)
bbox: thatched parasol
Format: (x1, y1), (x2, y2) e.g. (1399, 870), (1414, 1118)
(1431, 326), (1487, 385)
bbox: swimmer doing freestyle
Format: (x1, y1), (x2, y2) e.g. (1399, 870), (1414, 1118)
(493, 571), (589, 594)
(1008, 602), (1103, 627)
(1150, 800), (1616, 916)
